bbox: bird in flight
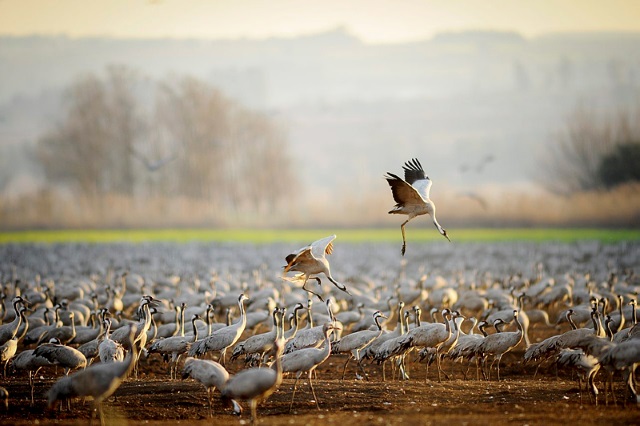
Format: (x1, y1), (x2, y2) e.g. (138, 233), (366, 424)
(283, 235), (350, 301)
(385, 158), (450, 255)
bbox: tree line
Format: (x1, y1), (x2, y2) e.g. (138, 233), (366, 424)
(35, 66), (296, 224)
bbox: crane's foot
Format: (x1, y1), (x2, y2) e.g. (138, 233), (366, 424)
(401, 244), (406, 256)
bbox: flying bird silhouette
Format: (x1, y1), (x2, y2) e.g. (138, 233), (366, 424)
(385, 158), (450, 255)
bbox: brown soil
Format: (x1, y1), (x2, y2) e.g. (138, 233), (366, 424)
(1, 347), (638, 426)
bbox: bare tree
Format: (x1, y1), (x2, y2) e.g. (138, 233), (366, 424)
(37, 74), (111, 197)
(542, 103), (640, 194)
(35, 66), (297, 225)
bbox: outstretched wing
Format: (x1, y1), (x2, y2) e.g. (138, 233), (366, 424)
(310, 234), (336, 258)
(283, 247), (314, 272)
(402, 158), (433, 199)
(385, 172), (427, 206)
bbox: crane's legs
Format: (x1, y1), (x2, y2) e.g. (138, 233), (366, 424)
(289, 373), (302, 412)
(341, 356), (352, 380)
(302, 277), (324, 302)
(308, 370), (320, 409)
(357, 359), (370, 381)
(400, 219), (410, 256)
(249, 399), (258, 425)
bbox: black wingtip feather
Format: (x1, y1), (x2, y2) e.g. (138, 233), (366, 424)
(403, 158), (424, 172)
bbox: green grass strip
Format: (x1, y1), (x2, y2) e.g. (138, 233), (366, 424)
(0, 228), (638, 244)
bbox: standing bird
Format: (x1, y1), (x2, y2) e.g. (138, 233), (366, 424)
(477, 310), (524, 380)
(0, 296), (26, 345)
(1, 337), (18, 378)
(188, 294), (249, 365)
(283, 235), (350, 300)
(385, 158), (450, 255)
(280, 323), (340, 411)
(11, 348), (52, 405)
(222, 338), (285, 424)
(331, 310), (388, 380)
(182, 357), (230, 416)
(46, 325), (138, 426)
(33, 338), (87, 376)
(98, 318), (125, 364)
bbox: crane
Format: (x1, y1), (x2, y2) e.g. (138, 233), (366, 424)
(33, 338), (87, 376)
(188, 294), (249, 364)
(331, 310), (387, 380)
(222, 337), (285, 424)
(181, 357), (230, 416)
(283, 235), (350, 300)
(477, 310), (523, 380)
(46, 325), (138, 426)
(385, 158), (450, 255)
(280, 322), (340, 411)
(11, 348), (52, 405)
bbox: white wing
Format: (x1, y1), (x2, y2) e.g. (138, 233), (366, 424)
(411, 177), (433, 200)
(310, 235), (336, 259)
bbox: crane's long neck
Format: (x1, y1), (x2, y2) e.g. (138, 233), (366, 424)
(179, 306), (186, 337)
(397, 303), (405, 334)
(319, 329), (333, 360)
(374, 314), (384, 332)
(478, 322), (488, 337)
(17, 308), (29, 340)
(192, 318), (199, 342)
(307, 301), (314, 329)
(286, 307), (303, 340)
(514, 312), (523, 333)
(567, 311), (578, 330)
(122, 328), (139, 378)
(206, 306), (213, 336)
(141, 304), (152, 333)
(237, 299), (247, 331)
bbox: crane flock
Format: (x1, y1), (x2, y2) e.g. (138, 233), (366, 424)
(0, 158), (639, 424)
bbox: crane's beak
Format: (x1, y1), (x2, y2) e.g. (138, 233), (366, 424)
(442, 230), (451, 242)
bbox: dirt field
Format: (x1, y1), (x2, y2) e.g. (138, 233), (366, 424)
(1, 346), (638, 426)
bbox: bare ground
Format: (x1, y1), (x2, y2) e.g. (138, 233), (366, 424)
(1, 347), (638, 426)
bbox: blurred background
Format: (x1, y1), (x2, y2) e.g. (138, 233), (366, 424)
(1, 0), (639, 229)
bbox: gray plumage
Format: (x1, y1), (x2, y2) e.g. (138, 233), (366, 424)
(0, 297), (25, 345)
(182, 357), (230, 416)
(222, 338), (285, 423)
(331, 311), (387, 380)
(280, 323), (339, 411)
(99, 318), (125, 364)
(33, 340), (87, 375)
(46, 325), (138, 426)
(188, 294), (248, 364)
(231, 308), (279, 364)
(477, 310), (523, 380)
(11, 348), (52, 404)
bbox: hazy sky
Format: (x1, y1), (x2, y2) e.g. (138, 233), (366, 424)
(2, 0), (640, 43)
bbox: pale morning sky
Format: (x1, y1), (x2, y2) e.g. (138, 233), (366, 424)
(1, 0), (640, 43)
